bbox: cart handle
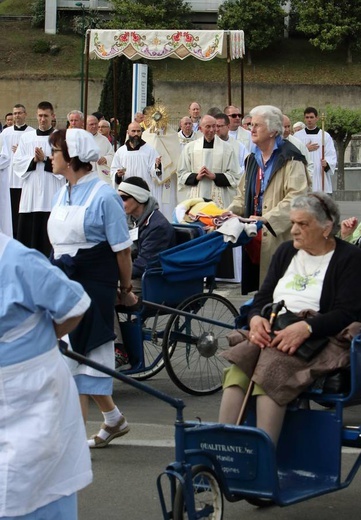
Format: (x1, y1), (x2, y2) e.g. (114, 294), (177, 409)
(58, 340), (186, 420)
(142, 300), (236, 329)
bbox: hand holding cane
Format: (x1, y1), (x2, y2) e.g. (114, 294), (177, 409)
(236, 300), (285, 426)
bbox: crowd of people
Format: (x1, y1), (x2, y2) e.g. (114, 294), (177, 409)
(1, 97), (361, 518)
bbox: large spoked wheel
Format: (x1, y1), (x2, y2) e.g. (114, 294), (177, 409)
(130, 313), (175, 381)
(174, 465), (223, 520)
(162, 294), (238, 395)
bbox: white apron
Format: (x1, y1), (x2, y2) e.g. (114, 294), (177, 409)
(47, 180), (115, 378)
(0, 347), (92, 517)
(48, 180), (106, 260)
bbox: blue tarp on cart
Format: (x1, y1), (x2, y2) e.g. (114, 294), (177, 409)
(159, 226), (261, 282)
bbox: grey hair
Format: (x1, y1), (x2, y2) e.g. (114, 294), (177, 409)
(290, 192), (340, 236)
(249, 105), (283, 136)
(67, 110), (84, 121)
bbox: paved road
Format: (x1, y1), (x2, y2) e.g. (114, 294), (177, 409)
(81, 370), (361, 519)
(78, 282), (361, 520)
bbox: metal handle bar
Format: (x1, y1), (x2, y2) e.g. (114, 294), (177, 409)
(142, 300), (236, 329)
(58, 340), (185, 421)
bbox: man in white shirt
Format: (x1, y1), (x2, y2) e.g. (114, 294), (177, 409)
(283, 115), (314, 179)
(242, 114), (252, 130)
(178, 116), (198, 148)
(13, 101), (65, 255)
(111, 122), (161, 200)
(224, 105), (252, 152)
(215, 113), (247, 175)
(177, 115), (240, 209)
(0, 104), (34, 237)
(67, 110), (84, 129)
(86, 114), (114, 185)
(294, 107), (337, 194)
(188, 101), (201, 132)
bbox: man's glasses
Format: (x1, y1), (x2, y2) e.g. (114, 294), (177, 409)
(119, 194), (132, 201)
(229, 113), (242, 118)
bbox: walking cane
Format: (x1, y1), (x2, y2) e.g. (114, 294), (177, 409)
(321, 113), (325, 191)
(236, 300), (285, 426)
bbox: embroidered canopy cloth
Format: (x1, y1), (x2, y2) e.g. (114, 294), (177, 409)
(88, 29), (245, 61)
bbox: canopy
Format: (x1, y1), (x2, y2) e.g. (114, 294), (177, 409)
(88, 29), (245, 61)
(83, 29), (246, 135)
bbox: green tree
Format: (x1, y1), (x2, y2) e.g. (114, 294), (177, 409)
(218, 0), (286, 64)
(290, 106), (361, 190)
(31, 0), (45, 28)
(324, 106), (361, 190)
(98, 56), (155, 145)
(293, 0), (361, 64)
(108, 0), (193, 29)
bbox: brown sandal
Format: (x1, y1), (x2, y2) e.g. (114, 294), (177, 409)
(88, 416), (130, 448)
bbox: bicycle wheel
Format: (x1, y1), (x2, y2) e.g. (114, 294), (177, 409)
(130, 312), (175, 381)
(173, 465), (223, 520)
(162, 293), (238, 395)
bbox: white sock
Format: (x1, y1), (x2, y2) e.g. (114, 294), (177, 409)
(102, 406), (122, 427)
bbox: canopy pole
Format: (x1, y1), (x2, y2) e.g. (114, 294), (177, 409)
(226, 32), (232, 105)
(240, 56), (244, 117)
(113, 58), (118, 150)
(84, 30), (91, 126)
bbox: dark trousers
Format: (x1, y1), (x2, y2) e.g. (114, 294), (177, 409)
(17, 211), (51, 257)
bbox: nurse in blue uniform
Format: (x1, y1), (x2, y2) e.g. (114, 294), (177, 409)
(47, 128), (137, 448)
(0, 232), (92, 519)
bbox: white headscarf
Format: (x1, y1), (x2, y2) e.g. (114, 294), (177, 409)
(118, 181), (150, 203)
(66, 128), (100, 162)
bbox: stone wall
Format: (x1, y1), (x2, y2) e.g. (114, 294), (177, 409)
(1, 78), (361, 123)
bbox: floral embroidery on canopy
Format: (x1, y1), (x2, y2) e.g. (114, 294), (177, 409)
(89, 30), (245, 61)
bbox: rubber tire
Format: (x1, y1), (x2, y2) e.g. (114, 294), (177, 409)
(162, 293), (238, 395)
(128, 313), (176, 381)
(245, 497), (275, 508)
(173, 465), (223, 520)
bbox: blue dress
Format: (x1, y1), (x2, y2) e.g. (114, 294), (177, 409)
(47, 173), (132, 394)
(0, 233), (92, 518)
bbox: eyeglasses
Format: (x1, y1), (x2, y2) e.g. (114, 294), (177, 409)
(119, 194), (132, 201)
(229, 113), (242, 118)
(51, 148), (62, 154)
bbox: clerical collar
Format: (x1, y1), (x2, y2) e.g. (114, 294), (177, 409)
(181, 131), (193, 138)
(203, 138), (214, 149)
(14, 124), (28, 131)
(125, 139), (146, 151)
(305, 127), (320, 135)
(36, 127), (54, 136)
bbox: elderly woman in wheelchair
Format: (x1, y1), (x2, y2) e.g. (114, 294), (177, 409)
(219, 192), (361, 445)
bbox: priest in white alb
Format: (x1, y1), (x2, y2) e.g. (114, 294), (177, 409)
(294, 107), (337, 194)
(177, 115), (240, 209)
(111, 122), (162, 201)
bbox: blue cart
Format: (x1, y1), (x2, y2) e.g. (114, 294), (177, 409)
(61, 329), (361, 520)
